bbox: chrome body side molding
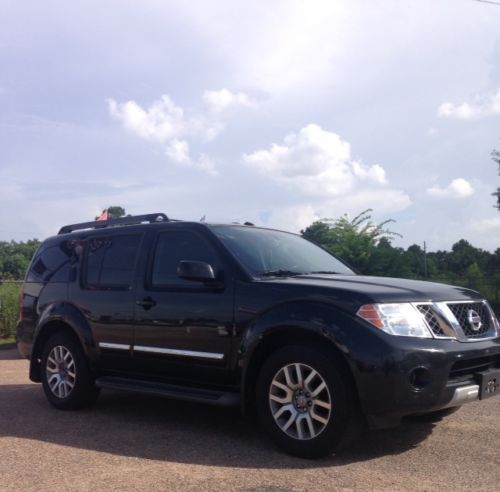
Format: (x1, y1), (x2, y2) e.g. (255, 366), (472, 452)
(98, 342), (131, 351)
(133, 345), (224, 360)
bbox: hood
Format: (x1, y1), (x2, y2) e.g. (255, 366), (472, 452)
(260, 274), (481, 304)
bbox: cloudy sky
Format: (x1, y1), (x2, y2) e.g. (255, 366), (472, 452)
(1, 0), (500, 251)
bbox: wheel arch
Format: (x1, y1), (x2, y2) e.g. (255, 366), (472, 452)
(30, 304), (96, 382)
(240, 324), (358, 415)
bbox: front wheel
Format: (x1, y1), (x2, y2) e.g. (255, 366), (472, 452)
(256, 345), (360, 458)
(40, 331), (100, 410)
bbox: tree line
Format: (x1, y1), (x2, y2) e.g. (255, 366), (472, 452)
(301, 210), (500, 313)
(0, 209), (498, 312)
(0, 240), (41, 281)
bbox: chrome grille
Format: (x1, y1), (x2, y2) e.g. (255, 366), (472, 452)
(416, 304), (445, 336)
(447, 302), (492, 338)
(414, 300), (497, 341)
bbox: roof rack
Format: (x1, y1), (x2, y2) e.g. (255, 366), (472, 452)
(58, 213), (169, 235)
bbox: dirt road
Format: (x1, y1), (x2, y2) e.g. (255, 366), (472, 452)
(0, 348), (498, 491)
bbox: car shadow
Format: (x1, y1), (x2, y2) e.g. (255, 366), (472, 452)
(0, 379), (437, 468)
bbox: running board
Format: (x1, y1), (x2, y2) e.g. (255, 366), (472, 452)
(95, 376), (240, 407)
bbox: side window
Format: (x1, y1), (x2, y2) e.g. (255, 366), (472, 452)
(84, 235), (142, 290)
(27, 241), (73, 283)
(151, 231), (218, 287)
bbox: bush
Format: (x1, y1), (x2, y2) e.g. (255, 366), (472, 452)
(0, 282), (21, 338)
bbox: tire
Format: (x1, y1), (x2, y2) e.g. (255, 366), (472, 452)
(409, 406), (461, 422)
(256, 344), (360, 459)
(40, 331), (100, 410)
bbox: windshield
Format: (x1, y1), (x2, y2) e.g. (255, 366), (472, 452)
(210, 226), (354, 277)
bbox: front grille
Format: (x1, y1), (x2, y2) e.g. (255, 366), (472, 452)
(416, 304), (445, 336)
(414, 300), (497, 341)
(447, 302), (492, 338)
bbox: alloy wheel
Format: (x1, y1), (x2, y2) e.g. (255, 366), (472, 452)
(45, 345), (76, 399)
(269, 362), (332, 440)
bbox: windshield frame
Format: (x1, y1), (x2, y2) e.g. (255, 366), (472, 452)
(208, 224), (355, 279)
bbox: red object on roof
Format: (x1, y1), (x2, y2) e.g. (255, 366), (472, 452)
(96, 209), (109, 221)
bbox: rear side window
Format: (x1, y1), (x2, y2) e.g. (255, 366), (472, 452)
(151, 230), (217, 287)
(27, 241), (73, 283)
(84, 235), (142, 290)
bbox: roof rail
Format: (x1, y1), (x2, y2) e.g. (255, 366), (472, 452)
(58, 213), (169, 235)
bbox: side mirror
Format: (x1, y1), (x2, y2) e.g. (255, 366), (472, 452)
(177, 260), (217, 283)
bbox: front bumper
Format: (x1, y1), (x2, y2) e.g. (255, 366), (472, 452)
(347, 330), (500, 428)
(441, 384), (480, 408)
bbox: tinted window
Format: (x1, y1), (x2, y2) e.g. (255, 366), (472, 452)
(211, 226), (353, 276)
(151, 231), (217, 287)
(27, 241), (73, 283)
(84, 235), (141, 289)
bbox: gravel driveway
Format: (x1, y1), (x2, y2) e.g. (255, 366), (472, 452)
(0, 348), (498, 491)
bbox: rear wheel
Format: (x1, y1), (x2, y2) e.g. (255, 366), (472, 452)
(256, 344), (360, 458)
(40, 331), (100, 410)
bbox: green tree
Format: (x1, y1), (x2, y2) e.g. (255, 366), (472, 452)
(448, 239), (486, 274)
(95, 206), (128, 220)
(402, 244), (438, 279)
(369, 238), (413, 278)
(300, 212), (498, 314)
(107, 206), (127, 219)
(301, 209), (401, 274)
(0, 240), (41, 280)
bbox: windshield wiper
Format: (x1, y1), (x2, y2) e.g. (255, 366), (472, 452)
(256, 269), (302, 277)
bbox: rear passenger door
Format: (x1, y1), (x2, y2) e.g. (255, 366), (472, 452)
(69, 232), (144, 373)
(133, 227), (235, 385)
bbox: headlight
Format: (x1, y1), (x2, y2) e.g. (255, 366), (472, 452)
(357, 303), (432, 338)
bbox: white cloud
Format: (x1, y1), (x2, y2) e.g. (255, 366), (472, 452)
(164, 139), (218, 176)
(107, 95), (220, 143)
(352, 161), (387, 184)
(194, 154), (218, 176)
(243, 124), (392, 196)
(437, 88), (500, 120)
(108, 95), (187, 143)
(108, 90), (252, 175)
(165, 139), (190, 164)
(427, 178), (475, 198)
(203, 88), (253, 112)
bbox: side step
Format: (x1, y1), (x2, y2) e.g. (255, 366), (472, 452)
(95, 376), (240, 407)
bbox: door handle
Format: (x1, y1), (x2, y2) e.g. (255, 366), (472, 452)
(136, 296), (157, 310)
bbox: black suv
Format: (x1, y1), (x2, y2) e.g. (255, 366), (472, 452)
(16, 213), (500, 458)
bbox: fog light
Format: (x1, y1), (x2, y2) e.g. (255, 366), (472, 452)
(409, 367), (430, 390)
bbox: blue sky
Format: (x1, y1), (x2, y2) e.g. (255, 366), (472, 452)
(1, 0), (500, 251)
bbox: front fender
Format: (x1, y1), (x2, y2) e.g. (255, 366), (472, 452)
(238, 301), (367, 413)
(239, 301), (355, 366)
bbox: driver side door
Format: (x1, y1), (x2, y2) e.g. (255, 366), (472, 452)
(132, 227), (235, 386)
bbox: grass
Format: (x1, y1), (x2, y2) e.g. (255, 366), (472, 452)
(0, 282), (21, 347)
(0, 336), (16, 349)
